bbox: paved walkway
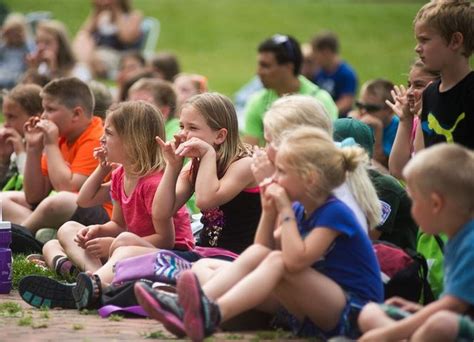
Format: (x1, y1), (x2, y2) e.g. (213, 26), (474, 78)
(0, 291), (300, 341)
(0, 290), (173, 341)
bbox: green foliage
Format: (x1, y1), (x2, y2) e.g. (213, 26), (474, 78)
(72, 323), (84, 330)
(142, 330), (167, 339)
(32, 322), (48, 329)
(108, 314), (123, 322)
(252, 328), (296, 340)
(18, 315), (33, 326)
(0, 301), (23, 317)
(78, 308), (98, 316)
(4, 0), (426, 97)
(12, 254), (61, 290)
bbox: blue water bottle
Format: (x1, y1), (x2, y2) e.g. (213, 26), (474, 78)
(0, 220), (12, 294)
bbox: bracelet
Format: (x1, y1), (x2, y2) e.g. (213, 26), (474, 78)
(280, 215), (295, 225)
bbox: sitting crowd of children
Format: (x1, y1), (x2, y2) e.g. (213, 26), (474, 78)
(0, 0), (473, 341)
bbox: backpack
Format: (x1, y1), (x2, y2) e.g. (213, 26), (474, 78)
(416, 232), (446, 299)
(373, 240), (434, 304)
(11, 224), (44, 254)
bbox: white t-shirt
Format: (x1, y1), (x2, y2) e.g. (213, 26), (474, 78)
(333, 181), (368, 233)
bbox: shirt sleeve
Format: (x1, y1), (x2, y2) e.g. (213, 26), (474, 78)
(110, 167), (122, 202)
(316, 201), (360, 237)
(443, 236), (474, 306)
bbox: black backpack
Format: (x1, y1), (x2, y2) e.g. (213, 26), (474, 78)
(373, 240), (435, 304)
(11, 224), (44, 254)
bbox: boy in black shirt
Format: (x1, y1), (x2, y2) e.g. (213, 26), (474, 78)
(414, 0), (473, 149)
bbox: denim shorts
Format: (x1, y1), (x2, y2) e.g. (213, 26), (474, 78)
(273, 292), (368, 339)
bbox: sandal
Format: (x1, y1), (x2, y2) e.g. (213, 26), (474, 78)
(73, 272), (102, 310)
(25, 254), (48, 270)
(19, 275), (76, 309)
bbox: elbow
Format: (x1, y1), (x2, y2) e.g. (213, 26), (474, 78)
(25, 192), (43, 206)
(195, 196), (214, 211)
(76, 196), (89, 208)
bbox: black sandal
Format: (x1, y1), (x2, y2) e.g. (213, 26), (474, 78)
(72, 272), (102, 310)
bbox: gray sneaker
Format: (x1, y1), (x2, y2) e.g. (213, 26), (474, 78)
(134, 281), (185, 337)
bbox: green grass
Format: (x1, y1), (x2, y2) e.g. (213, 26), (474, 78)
(4, 0), (426, 97)
(12, 254), (62, 290)
(0, 301), (23, 317)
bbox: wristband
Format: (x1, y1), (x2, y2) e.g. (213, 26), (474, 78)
(280, 215), (295, 225)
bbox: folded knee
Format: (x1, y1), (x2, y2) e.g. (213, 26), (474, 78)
(109, 232), (137, 253)
(57, 221), (83, 243)
(358, 302), (383, 333)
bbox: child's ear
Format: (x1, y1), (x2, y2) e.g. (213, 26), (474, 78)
(306, 169), (319, 187)
(430, 192), (445, 214)
(72, 106), (85, 120)
(214, 128), (228, 145)
(449, 32), (464, 51)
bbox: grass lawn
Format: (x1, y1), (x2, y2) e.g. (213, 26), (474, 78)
(4, 0), (426, 97)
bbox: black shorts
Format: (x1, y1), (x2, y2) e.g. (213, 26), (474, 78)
(70, 205), (110, 226)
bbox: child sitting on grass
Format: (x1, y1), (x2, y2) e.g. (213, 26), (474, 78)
(358, 143), (474, 341)
(135, 126), (383, 340)
(19, 101), (193, 309)
(0, 84), (42, 190)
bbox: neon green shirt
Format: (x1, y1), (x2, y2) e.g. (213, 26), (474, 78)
(243, 76), (338, 145)
(165, 117), (180, 141)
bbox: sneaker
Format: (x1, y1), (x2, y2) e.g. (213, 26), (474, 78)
(134, 281), (185, 337)
(19, 275), (76, 309)
(72, 272), (102, 310)
(177, 270), (221, 342)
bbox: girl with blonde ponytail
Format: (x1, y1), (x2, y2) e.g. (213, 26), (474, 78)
(138, 126), (383, 341)
(259, 94), (381, 231)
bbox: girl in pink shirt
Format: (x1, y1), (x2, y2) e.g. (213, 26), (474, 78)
(41, 100), (193, 280)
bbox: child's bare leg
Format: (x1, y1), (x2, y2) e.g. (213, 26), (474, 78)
(57, 221), (102, 272)
(274, 266), (347, 332)
(108, 232), (156, 255)
(411, 311), (460, 342)
(358, 302), (396, 333)
(0, 191), (32, 223)
(215, 250), (286, 322)
(202, 244), (273, 300)
(192, 258), (231, 285)
(42, 239), (67, 269)
(94, 245), (158, 287)
(22, 192), (78, 233)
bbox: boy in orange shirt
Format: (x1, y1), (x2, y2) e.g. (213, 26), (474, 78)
(0, 77), (110, 233)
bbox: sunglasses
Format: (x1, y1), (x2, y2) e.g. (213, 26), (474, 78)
(355, 101), (385, 113)
(271, 34), (296, 61)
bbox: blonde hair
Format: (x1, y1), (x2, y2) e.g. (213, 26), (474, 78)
(279, 127), (366, 196)
(106, 100), (166, 176)
(414, 0), (473, 57)
(182, 92), (250, 179)
(36, 20), (76, 76)
(264, 94), (381, 229)
(403, 143), (474, 215)
(2, 13), (27, 40)
(264, 95), (332, 146)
